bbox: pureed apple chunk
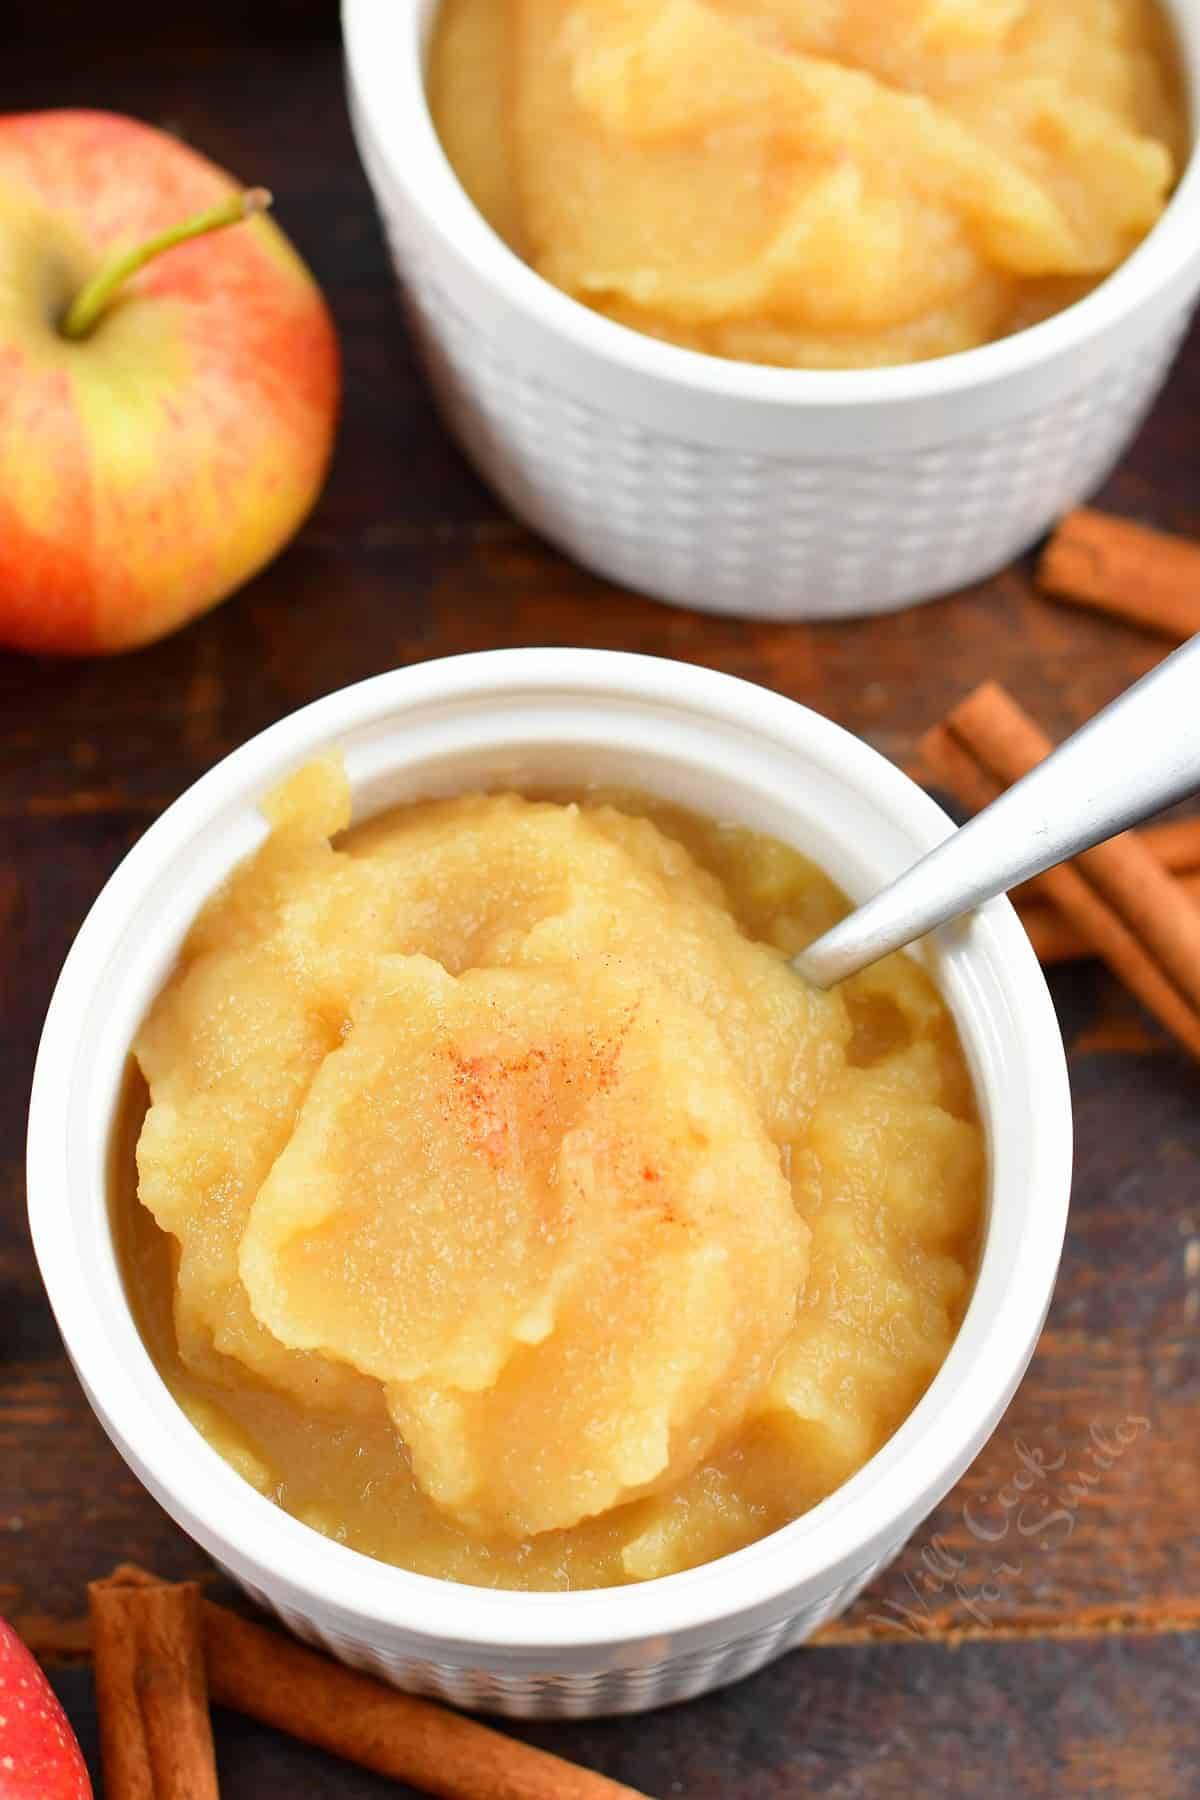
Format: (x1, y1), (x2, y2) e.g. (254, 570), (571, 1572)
(242, 957), (806, 1535)
(122, 767), (984, 1587)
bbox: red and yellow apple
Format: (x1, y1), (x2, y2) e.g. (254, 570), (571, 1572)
(0, 110), (340, 655)
(0, 1617), (92, 1798)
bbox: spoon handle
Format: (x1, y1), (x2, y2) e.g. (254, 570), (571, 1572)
(794, 634), (1200, 989)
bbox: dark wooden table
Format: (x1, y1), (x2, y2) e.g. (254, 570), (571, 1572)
(3, 9), (1198, 1796)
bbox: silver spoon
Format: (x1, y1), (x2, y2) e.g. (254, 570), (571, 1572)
(794, 635), (1200, 989)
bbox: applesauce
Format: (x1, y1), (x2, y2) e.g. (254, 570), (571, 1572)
(117, 762), (983, 1589)
(428, 0), (1187, 369)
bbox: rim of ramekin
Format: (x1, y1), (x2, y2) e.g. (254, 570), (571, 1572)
(343, 0), (1200, 410)
(28, 650), (1072, 1653)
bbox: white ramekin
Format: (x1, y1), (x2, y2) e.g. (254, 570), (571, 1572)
(343, 0), (1200, 622)
(28, 650), (1072, 1717)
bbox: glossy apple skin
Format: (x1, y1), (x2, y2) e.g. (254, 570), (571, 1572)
(0, 1618), (92, 1799)
(0, 110), (340, 654)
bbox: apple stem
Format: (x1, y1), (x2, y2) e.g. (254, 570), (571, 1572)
(60, 186), (273, 340)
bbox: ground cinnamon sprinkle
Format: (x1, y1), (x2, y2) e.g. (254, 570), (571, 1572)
(1038, 509), (1200, 640)
(448, 1049), (523, 1167)
(104, 1566), (652, 1800)
(444, 1003), (640, 1172)
(920, 684), (1200, 1061)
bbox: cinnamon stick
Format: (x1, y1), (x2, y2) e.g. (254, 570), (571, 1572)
(108, 1567), (650, 1800)
(952, 683), (1200, 1011)
(1038, 508), (1200, 639)
(919, 697), (1200, 1060)
(89, 1576), (219, 1800)
(1019, 872), (1200, 965)
(1010, 815), (1200, 903)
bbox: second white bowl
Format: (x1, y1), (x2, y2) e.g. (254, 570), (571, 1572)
(344, 0), (1200, 622)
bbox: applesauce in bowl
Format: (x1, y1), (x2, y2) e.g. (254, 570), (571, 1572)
(31, 650), (1071, 1713)
(429, 0), (1187, 371)
(116, 759), (983, 1590)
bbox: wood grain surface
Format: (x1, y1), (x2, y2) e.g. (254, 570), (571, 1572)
(3, 11), (1198, 1797)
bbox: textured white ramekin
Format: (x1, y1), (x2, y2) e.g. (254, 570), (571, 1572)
(28, 651), (1072, 1716)
(344, 0), (1200, 621)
